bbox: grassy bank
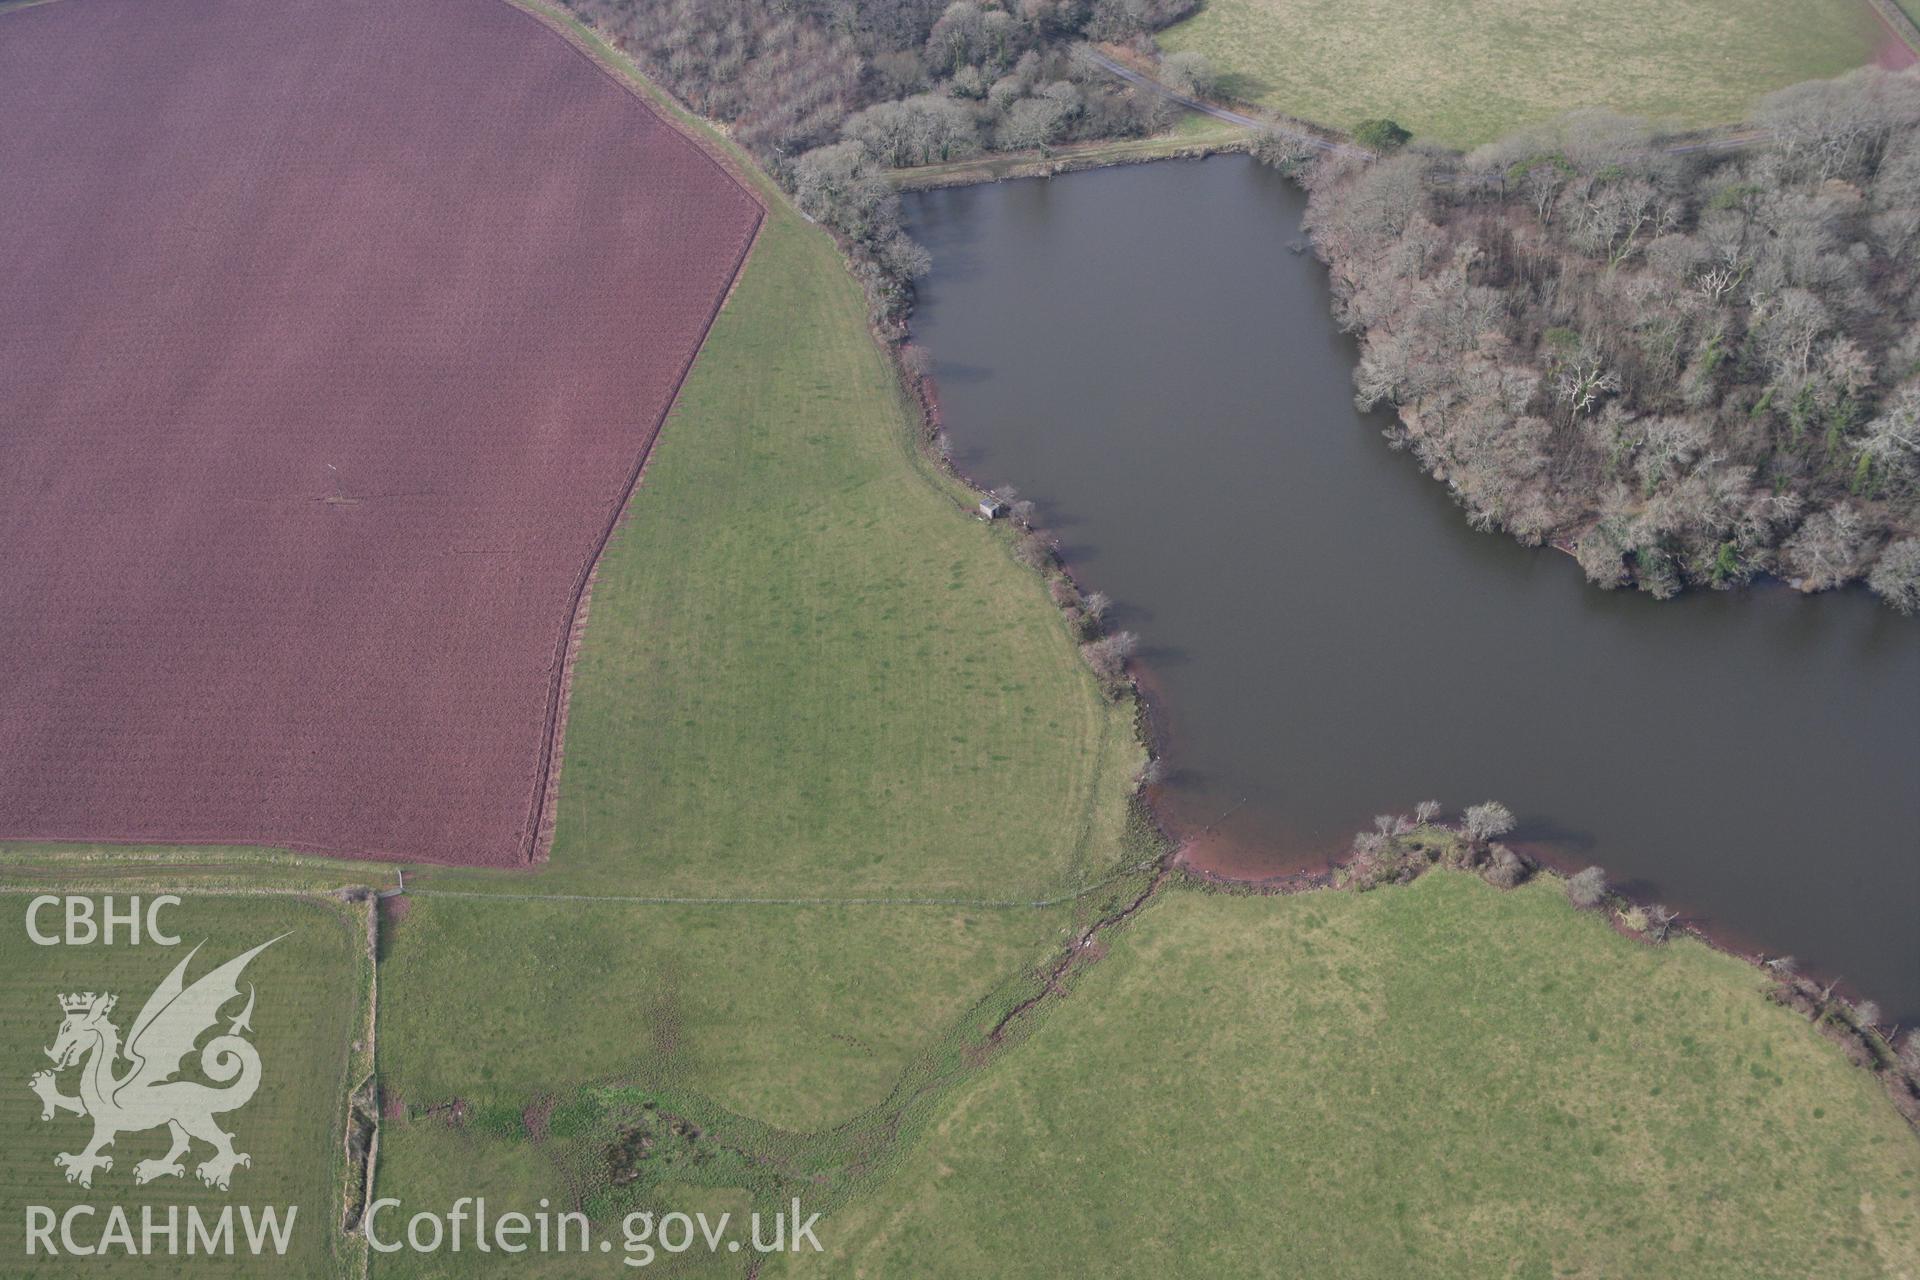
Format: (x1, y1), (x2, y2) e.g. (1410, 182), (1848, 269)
(367, 0), (1143, 1107)
(536, 199), (1137, 903)
(12, 9), (1919, 1280)
(787, 873), (1920, 1278)
(1157, 0), (1886, 146)
(368, 7), (1149, 1265)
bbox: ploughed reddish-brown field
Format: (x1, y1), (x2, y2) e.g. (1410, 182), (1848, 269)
(0, 0), (761, 865)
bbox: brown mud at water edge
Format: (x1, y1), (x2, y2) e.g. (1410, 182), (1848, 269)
(1163, 767), (1888, 1013)
(1132, 655), (1886, 1003)
(1122, 657), (1328, 882)
(0, 0), (762, 866)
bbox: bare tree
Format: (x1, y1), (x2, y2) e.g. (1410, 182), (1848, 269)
(1570, 178), (1667, 271)
(1485, 843), (1529, 888)
(1868, 539), (1920, 615)
(1751, 288), (1831, 384)
(1757, 71), (1914, 183)
(1554, 361), (1622, 418)
(1567, 865), (1608, 909)
(1160, 50), (1218, 99)
(1519, 159), (1569, 226)
(1414, 799), (1443, 825)
(998, 89), (1074, 152)
(843, 94), (980, 166)
(1782, 505), (1868, 591)
(1871, 134), (1920, 260)
(1695, 263), (1743, 305)
(1463, 801), (1516, 845)
(1013, 531), (1055, 569)
(1855, 384), (1920, 491)
(1078, 629), (1138, 689)
(1252, 128), (1317, 173)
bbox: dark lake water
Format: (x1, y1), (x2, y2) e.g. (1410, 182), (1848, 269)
(905, 156), (1920, 1018)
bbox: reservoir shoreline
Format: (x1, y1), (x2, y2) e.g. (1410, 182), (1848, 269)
(901, 154), (1920, 1020)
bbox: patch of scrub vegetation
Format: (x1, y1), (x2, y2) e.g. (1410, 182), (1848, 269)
(374, 898), (1075, 1134)
(368, 1104), (753, 1278)
(784, 874), (1920, 1278)
(0, 893), (370, 1278)
(1156, 0), (1886, 146)
(368, 844), (1163, 1278)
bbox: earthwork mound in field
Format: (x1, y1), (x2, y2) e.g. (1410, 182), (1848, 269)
(0, 0), (762, 865)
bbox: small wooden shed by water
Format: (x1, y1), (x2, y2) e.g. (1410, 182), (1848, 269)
(978, 497), (1009, 520)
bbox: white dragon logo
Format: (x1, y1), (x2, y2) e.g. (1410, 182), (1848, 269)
(27, 937), (282, 1191)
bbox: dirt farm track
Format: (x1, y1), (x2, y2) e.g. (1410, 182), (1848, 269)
(0, 0), (762, 864)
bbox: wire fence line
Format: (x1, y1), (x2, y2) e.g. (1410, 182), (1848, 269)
(401, 862), (1162, 911)
(0, 859), (1163, 911)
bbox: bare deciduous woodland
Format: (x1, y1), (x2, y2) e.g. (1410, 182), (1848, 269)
(565, 0), (1920, 613)
(568, 0), (1197, 331)
(1305, 70), (1920, 609)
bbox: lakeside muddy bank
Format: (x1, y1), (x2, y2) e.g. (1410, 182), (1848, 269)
(903, 153), (1920, 1019)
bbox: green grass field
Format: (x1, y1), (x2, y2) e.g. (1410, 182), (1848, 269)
(8, 8), (1917, 1279)
(0, 7), (1149, 1270)
(376, 897), (1074, 1133)
(535, 184), (1136, 904)
(0, 893), (370, 1278)
(365, 11), (1149, 1273)
(787, 874), (1920, 1278)
(1157, 0), (1889, 146)
(370, 1122), (753, 1279)
(368, 0), (1140, 1095)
